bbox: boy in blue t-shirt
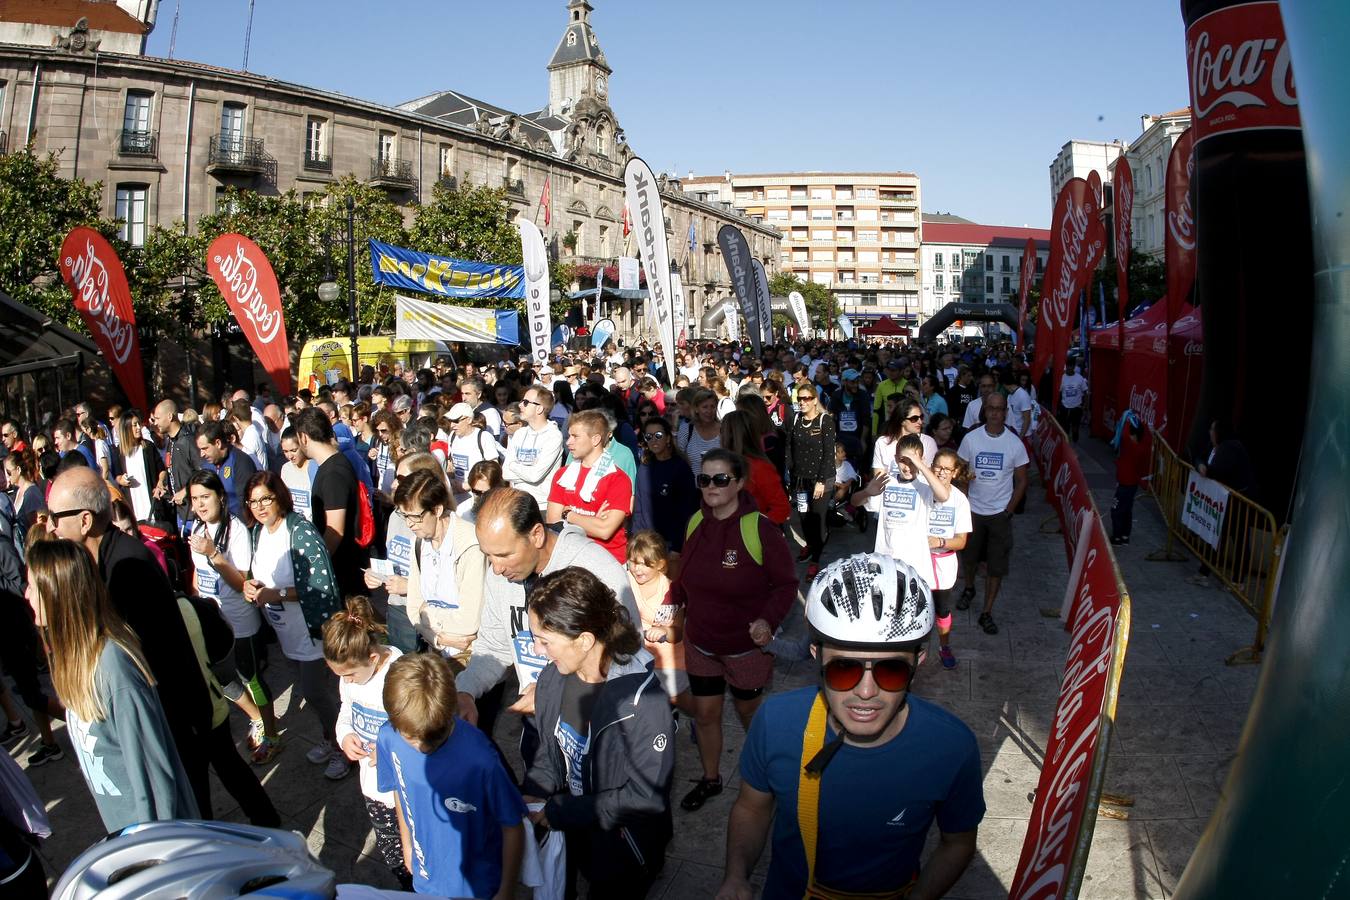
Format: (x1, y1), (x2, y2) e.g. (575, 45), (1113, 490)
(376, 653), (526, 900)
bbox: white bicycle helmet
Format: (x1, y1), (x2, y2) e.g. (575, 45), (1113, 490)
(806, 553), (933, 650)
(52, 820), (337, 900)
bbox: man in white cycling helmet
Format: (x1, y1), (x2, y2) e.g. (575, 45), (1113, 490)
(716, 553), (985, 900)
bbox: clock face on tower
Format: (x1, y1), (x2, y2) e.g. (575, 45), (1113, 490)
(595, 75), (607, 98)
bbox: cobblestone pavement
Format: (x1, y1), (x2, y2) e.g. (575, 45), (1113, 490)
(10, 435), (1259, 897)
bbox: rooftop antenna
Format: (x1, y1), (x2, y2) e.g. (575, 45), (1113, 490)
(242, 0), (256, 71)
(167, 0), (181, 58)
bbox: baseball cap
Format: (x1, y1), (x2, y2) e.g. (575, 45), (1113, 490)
(885, 359), (901, 370)
(446, 402), (474, 422)
(842, 368), (860, 381)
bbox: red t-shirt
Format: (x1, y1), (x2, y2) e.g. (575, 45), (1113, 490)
(548, 464), (633, 562)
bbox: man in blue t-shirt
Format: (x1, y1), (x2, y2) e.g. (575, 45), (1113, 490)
(376, 652), (525, 900)
(196, 420), (257, 520)
(716, 553), (984, 900)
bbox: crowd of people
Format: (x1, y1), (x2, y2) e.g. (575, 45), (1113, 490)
(0, 334), (1061, 898)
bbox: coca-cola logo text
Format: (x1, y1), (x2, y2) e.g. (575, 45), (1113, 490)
(1186, 2), (1300, 141)
(1129, 383), (1159, 429)
(1167, 141), (1196, 253)
(65, 239), (136, 365)
(1114, 170), (1133, 267)
(214, 242), (283, 344)
(1048, 190), (1091, 329)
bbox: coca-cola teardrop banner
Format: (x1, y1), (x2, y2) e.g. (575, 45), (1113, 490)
(1163, 127), (1197, 333)
(206, 233), (293, 396)
(1086, 169), (1103, 211)
(1186, 0), (1299, 144)
(1017, 238), (1037, 348)
(1058, 189), (1107, 402)
(1035, 178), (1099, 403)
(58, 227), (149, 413)
(1112, 157), (1134, 337)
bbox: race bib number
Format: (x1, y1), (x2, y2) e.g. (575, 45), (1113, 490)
(883, 484), (918, 521)
(839, 411), (858, 433)
(928, 505), (957, 537)
(195, 570), (220, 597)
(795, 491), (809, 513)
(291, 487), (311, 516)
(349, 701), (389, 745)
(451, 452), (470, 481)
(974, 451), (1005, 479)
(1063, 384), (1081, 401)
(513, 629), (549, 684)
(516, 446), (539, 465)
(387, 535), (412, 578)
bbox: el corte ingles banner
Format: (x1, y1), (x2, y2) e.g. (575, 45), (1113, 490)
(718, 224), (761, 356)
(370, 239), (524, 299)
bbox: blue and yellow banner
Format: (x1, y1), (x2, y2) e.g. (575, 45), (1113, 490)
(369, 239), (524, 299)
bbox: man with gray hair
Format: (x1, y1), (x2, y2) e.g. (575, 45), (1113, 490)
(45, 468), (276, 826)
(460, 377), (502, 439)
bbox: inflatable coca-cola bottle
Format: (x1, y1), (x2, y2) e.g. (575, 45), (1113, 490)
(1182, 0), (1312, 518)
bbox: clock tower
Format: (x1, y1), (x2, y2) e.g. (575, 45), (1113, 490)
(547, 0), (612, 118)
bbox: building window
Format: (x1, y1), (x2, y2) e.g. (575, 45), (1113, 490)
(115, 184), (147, 247)
(378, 131), (396, 163)
(304, 116), (327, 165)
(986, 276), (994, 293)
(1002, 255), (1011, 271)
(811, 187), (831, 200)
(1002, 277), (1011, 292)
(985, 254), (994, 270)
(935, 274), (944, 291)
(595, 125), (608, 158)
(219, 102), (245, 149)
(123, 90), (152, 139)
(952, 276), (961, 291)
(856, 188), (876, 199)
(934, 252), (943, 267)
(1037, 256), (1044, 272)
(598, 224), (609, 255)
(767, 187), (787, 200)
(571, 219), (583, 255)
(439, 145), (454, 177)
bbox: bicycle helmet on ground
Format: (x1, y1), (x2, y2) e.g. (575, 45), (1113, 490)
(806, 552), (933, 651)
(52, 819), (337, 900)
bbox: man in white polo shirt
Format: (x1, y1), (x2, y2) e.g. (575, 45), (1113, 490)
(956, 392), (1028, 635)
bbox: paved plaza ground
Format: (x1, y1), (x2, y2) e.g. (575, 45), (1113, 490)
(10, 435), (1261, 898)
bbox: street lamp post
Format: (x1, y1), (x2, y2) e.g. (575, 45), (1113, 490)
(317, 196), (360, 383)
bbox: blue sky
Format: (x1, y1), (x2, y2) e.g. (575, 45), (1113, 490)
(146, 0), (1190, 228)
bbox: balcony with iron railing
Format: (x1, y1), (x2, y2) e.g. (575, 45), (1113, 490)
(302, 150), (332, 173)
(118, 129), (156, 158)
(208, 134), (269, 174)
(371, 157), (417, 190)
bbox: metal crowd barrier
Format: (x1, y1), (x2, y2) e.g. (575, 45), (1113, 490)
(1145, 429), (1286, 665)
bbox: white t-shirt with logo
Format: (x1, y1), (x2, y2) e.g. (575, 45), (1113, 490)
(251, 519), (323, 662)
(957, 427), (1030, 516)
(866, 434), (937, 513)
(448, 429), (502, 499)
(1007, 387), (1035, 434)
(281, 462), (313, 522)
(927, 487), (972, 591)
(874, 476), (937, 587)
(1060, 373), (1089, 409)
(189, 516), (260, 638)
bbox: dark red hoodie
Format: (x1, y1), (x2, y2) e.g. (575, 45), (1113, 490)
(671, 492), (799, 655)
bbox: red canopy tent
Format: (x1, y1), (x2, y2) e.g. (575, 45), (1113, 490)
(858, 316), (910, 337)
(1086, 300), (1202, 447)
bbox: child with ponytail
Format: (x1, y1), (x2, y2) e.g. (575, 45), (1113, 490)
(323, 595), (409, 889)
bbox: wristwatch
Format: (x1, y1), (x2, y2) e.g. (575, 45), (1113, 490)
(277, 587), (290, 601)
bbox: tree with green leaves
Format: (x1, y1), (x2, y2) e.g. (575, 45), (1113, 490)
(0, 149), (110, 325)
(768, 271), (838, 337)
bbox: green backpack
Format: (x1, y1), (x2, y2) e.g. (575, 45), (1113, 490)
(684, 510), (764, 566)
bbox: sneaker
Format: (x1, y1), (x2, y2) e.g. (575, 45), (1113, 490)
(1110, 535), (1130, 546)
(27, 742), (64, 767)
(247, 719), (266, 750)
(251, 734), (282, 765)
(939, 646), (957, 669)
(324, 749), (353, 781)
(806, 563), (820, 581)
(956, 587), (975, 611)
(1, 719), (27, 747)
(306, 742), (334, 765)
(978, 612), (999, 635)
(680, 777), (722, 812)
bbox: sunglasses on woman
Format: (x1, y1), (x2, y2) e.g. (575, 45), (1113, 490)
(696, 472), (735, 488)
(821, 656), (914, 693)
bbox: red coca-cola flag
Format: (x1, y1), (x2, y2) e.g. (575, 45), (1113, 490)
(206, 233), (293, 396)
(1052, 190), (1107, 402)
(1113, 157), (1134, 338)
(58, 227), (149, 414)
(1164, 127), (1197, 334)
(1017, 238), (1037, 348)
(1036, 178), (1096, 400)
(1186, 1), (1300, 145)
(1086, 169), (1103, 211)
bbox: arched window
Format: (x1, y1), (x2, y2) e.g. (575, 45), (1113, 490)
(595, 124), (608, 158)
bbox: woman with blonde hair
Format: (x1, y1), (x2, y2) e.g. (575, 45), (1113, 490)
(26, 539), (198, 831)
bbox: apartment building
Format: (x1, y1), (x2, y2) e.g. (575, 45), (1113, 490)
(1111, 109), (1191, 259)
(683, 171), (921, 325)
(920, 215), (1050, 337)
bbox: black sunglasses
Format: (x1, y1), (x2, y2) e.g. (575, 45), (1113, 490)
(47, 507), (90, 522)
(696, 472), (735, 488)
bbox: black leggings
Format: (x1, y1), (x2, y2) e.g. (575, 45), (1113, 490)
(793, 479), (831, 563)
(205, 719), (279, 827)
(0, 601), (54, 715)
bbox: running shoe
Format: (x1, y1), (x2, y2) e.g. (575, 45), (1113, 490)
(680, 777), (722, 811)
(306, 741), (334, 765)
(978, 612), (999, 635)
(324, 749), (353, 781)
(956, 586), (975, 610)
(247, 719), (266, 750)
(1110, 535), (1129, 546)
(1, 719), (27, 747)
(27, 742), (64, 767)
(939, 646), (957, 669)
(251, 734), (282, 765)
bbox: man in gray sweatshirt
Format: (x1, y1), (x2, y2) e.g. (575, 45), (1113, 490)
(459, 487), (640, 746)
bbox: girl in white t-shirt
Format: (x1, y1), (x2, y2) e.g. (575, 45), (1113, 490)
(853, 434), (951, 583)
(323, 595), (409, 889)
(185, 470), (280, 763)
(927, 449), (973, 670)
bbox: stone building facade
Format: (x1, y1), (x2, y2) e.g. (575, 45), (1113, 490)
(0, 0), (778, 342)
